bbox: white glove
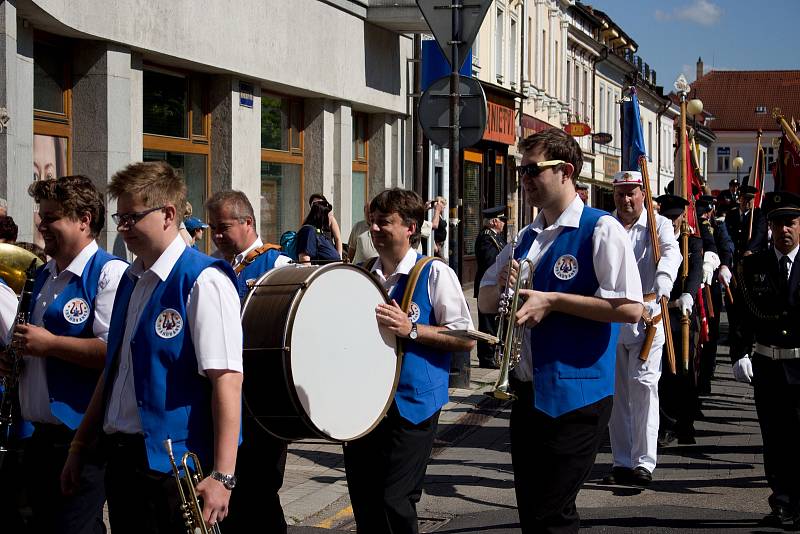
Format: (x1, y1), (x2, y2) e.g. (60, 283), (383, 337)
(654, 273), (673, 301)
(702, 251), (720, 286)
(732, 356), (753, 383)
(644, 300), (661, 318)
(718, 264), (732, 286)
(677, 293), (694, 315)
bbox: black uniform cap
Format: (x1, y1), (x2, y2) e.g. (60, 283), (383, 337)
(482, 205), (507, 219)
(575, 182), (589, 191)
(729, 178), (739, 186)
(696, 197), (714, 214)
(655, 194), (689, 218)
(763, 191), (800, 220)
(739, 185), (758, 198)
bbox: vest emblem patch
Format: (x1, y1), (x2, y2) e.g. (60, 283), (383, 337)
(554, 254), (579, 280)
(408, 301), (421, 323)
(63, 298), (90, 324)
(155, 308), (184, 339)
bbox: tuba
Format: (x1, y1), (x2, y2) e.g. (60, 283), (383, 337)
(488, 234), (535, 400)
(164, 439), (222, 534)
(0, 244), (43, 468)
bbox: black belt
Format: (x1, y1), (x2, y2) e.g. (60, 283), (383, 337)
(102, 432), (146, 450)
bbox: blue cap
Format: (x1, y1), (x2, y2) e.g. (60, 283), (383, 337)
(185, 216), (208, 233)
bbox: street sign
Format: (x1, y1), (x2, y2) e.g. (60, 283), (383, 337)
(592, 132), (613, 145)
(416, 0), (492, 71)
(418, 74), (487, 149)
(565, 122), (591, 137)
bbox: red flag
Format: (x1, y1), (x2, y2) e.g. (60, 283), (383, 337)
(775, 133), (800, 194)
(752, 146), (764, 208)
(683, 132), (701, 234)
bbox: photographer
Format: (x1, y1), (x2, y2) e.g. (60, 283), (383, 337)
(426, 197), (448, 258)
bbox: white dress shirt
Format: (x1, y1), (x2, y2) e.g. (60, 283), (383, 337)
(103, 235), (243, 435)
(774, 245), (799, 279)
(0, 281), (18, 345)
(480, 195), (643, 381)
(615, 209), (682, 343)
(20, 241), (127, 424)
(232, 237), (292, 271)
(371, 247), (474, 331)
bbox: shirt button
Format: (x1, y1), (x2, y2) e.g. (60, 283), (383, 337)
(782, 330), (789, 336)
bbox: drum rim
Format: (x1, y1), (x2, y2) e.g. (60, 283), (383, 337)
(242, 262), (402, 442)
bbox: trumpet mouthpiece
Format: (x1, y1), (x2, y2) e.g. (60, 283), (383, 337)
(163, 438), (173, 456)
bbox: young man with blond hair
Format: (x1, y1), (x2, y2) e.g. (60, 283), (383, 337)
(63, 161), (243, 532)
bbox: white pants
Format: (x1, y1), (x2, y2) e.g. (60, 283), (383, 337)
(609, 327), (663, 473)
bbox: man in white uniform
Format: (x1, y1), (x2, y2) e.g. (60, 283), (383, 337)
(607, 170), (681, 486)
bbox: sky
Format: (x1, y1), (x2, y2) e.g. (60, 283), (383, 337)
(591, 0), (799, 87)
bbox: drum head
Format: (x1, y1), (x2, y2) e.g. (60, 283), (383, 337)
(288, 265), (398, 441)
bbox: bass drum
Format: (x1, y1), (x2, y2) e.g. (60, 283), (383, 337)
(240, 263), (399, 442)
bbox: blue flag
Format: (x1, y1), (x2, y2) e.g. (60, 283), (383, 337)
(622, 89), (647, 171)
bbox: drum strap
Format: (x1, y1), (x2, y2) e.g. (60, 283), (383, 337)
(400, 256), (445, 314)
(234, 243), (282, 274)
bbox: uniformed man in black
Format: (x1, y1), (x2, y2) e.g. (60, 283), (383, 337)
(725, 185), (767, 261)
(655, 194), (704, 446)
(474, 205), (507, 368)
(730, 191), (800, 530)
(696, 196), (735, 395)
(717, 178), (739, 212)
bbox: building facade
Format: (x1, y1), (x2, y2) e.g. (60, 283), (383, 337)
(1, 0), (412, 254)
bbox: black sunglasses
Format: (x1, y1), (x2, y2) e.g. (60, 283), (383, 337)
(517, 160), (566, 178)
(112, 206), (165, 228)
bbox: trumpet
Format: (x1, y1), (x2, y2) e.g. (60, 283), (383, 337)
(488, 235), (535, 400)
(164, 438), (222, 534)
(0, 253), (41, 469)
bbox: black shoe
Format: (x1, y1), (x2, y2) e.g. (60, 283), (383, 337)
(677, 434), (697, 445)
(478, 359), (500, 369)
(630, 466), (652, 487)
(758, 505), (797, 528)
(658, 430), (677, 447)
(602, 466), (633, 485)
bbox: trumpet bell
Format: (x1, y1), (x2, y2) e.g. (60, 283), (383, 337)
(0, 243), (44, 294)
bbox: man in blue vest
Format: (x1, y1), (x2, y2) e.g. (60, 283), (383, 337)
(3, 175), (127, 534)
(206, 190), (290, 533)
(61, 162), (243, 531)
(479, 128), (643, 533)
(343, 188), (475, 534)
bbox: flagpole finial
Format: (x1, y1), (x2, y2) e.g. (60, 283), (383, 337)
(674, 74), (690, 96)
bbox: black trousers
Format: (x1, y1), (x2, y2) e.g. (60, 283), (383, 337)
(698, 281), (723, 394)
(24, 423), (106, 534)
(343, 403), (440, 534)
(0, 436), (29, 533)
(659, 308), (699, 439)
(510, 378), (613, 534)
(477, 311), (499, 364)
(225, 417), (288, 534)
(103, 433), (192, 534)
(752, 356), (800, 513)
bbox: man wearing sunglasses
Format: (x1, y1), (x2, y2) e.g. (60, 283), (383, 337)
(62, 162), (243, 531)
(1, 175), (127, 534)
(478, 128), (643, 533)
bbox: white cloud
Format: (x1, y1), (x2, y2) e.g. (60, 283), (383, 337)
(655, 0), (722, 26)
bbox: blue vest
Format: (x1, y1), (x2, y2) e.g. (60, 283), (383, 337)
(515, 207), (619, 417)
(28, 248), (118, 429)
(390, 255), (451, 424)
(236, 248), (285, 299)
(104, 247), (237, 474)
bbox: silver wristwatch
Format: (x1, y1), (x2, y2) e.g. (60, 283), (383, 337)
(408, 322), (419, 340)
(209, 470), (238, 490)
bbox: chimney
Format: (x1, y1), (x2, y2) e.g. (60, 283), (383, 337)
(696, 57), (704, 81)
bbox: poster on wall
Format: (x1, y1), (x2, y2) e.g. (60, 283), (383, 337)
(32, 134), (68, 248)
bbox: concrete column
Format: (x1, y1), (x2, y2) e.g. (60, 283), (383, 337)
(304, 98), (337, 208)
(368, 113), (397, 195)
(0, 9), (35, 242)
(71, 41), (135, 251)
(333, 102), (353, 238)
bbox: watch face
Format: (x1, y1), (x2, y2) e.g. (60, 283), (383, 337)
(409, 324), (418, 339)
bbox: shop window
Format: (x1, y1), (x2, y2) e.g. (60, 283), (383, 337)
(143, 65), (210, 249)
(261, 92), (304, 239)
(352, 112), (369, 226)
(463, 150), (483, 256)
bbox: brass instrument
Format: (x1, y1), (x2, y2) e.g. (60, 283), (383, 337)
(164, 438), (222, 534)
(0, 245), (43, 468)
(488, 235), (535, 400)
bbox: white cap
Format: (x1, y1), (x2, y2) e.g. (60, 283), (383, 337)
(612, 171), (643, 186)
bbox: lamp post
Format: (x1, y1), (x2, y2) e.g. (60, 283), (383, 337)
(732, 152), (744, 182)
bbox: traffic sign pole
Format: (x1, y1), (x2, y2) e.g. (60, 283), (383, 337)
(449, 0), (461, 281)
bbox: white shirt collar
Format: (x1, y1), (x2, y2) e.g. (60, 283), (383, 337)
(234, 237), (263, 267)
(371, 247), (417, 279)
(45, 240), (99, 278)
(612, 208), (647, 229)
(531, 194), (583, 233)
(774, 245), (799, 265)
(129, 235), (187, 282)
